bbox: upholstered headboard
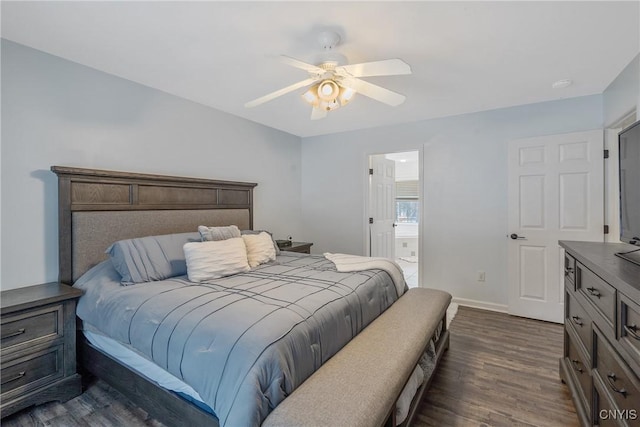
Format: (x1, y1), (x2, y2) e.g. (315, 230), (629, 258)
(52, 166), (257, 284)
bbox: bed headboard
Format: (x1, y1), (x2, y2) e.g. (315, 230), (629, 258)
(52, 166), (257, 284)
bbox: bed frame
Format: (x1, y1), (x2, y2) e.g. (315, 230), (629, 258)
(53, 166), (449, 427)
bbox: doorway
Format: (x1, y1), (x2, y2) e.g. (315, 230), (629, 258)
(367, 150), (421, 288)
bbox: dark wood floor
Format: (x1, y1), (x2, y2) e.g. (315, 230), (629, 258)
(416, 307), (579, 427)
(3, 306), (578, 427)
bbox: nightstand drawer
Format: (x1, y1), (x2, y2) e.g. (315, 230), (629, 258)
(1, 345), (64, 397)
(1, 304), (63, 353)
(281, 242), (313, 254)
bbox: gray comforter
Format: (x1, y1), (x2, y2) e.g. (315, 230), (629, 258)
(74, 253), (399, 426)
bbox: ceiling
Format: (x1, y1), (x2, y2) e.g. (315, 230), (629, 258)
(2, 1), (639, 138)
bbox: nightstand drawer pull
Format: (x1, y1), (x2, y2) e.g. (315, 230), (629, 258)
(0, 371), (25, 385)
(623, 324), (640, 341)
(571, 316), (583, 326)
(571, 359), (583, 373)
(1, 328), (25, 340)
(586, 287), (601, 298)
(606, 373), (627, 397)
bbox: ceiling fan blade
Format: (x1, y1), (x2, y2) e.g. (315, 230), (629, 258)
(280, 55), (326, 75)
(339, 77), (406, 107)
(245, 77), (320, 108)
(335, 59), (411, 77)
(311, 106), (327, 120)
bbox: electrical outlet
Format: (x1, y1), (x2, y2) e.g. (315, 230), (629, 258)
(477, 271), (486, 282)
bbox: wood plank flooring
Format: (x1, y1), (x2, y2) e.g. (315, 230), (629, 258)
(2, 306), (578, 426)
(415, 307), (578, 427)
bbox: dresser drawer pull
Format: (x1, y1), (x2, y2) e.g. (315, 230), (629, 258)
(624, 324), (640, 341)
(571, 316), (583, 326)
(586, 287), (601, 298)
(0, 371), (25, 385)
(564, 268), (574, 276)
(571, 359), (583, 373)
(606, 373), (628, 397)
(1, 328), (25, 340)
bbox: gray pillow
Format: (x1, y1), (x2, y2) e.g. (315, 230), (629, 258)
(198, 225), (241, 242)
(106, 232), (201, 284)
(241, 229), (281, 255)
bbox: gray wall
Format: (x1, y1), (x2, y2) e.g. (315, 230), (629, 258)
(603, 53), (639, 126)
(1, 40), (303, 290)
(301, 96), (603, 309)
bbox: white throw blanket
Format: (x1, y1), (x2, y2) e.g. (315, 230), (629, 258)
(324, 253), (406, 297)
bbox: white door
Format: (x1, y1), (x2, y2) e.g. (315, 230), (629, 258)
(369, 155), (396, 258)
(508, 130), (604, 323)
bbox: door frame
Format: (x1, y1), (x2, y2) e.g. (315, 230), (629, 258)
(363, 148), (424, 285)
(605, 110), (637, 243)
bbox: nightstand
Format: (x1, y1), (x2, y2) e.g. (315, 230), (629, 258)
(1, 282), (83, 418)
(280, 242), (314, 254)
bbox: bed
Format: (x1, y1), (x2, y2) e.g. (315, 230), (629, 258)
(52, 166), (450, 427)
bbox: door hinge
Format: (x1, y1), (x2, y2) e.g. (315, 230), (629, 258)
(369, 217), (374, 224)
(369, 168), (373, 175)
(604, 149), (610, 159)
(604, 225), (610, 234)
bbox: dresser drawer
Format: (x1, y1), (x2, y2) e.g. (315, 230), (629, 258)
(565, 253), (576, 286)
(1, 304), (64, 353)
(566, 330), (592, 416)
(567, 291), (592, 359)
(577, 263), (616, 329)
(0, 345), (64, 397)
(619, 293), (640, 370)
(593, 371), (637, 427)
(594, 326), (640, 420)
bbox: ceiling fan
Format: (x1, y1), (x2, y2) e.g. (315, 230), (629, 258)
(245, 31), (412, 120)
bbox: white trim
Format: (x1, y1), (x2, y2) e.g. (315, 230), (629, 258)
(452, 297), (508, 313)
(607, 109), (636, 130)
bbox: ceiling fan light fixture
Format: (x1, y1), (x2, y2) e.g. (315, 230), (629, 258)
(339, 86), (356, 106)
(317, 80), (339, 101)
(302, 84), (320, 106)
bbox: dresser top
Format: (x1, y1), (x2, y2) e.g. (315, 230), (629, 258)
(560, 241), (640, 297)
(1, 282), (83, 315)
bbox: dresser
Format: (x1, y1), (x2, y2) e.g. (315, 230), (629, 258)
(559, 241), (640, 426)
(1, 282), (83, 418)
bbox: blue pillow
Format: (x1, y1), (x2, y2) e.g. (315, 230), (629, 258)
(106, 232), (201, 284)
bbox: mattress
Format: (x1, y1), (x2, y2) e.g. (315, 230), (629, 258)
(74, 253), (400, 427)
(83, 329), (206, 405)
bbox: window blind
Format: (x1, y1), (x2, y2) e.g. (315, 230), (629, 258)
(396, 180), (419, 199)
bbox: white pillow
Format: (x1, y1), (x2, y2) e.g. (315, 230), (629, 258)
(242, 232), (277, 268)
(183, 237), (250, 282)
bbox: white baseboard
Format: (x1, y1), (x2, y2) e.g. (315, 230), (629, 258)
(452, 297), (508, 313)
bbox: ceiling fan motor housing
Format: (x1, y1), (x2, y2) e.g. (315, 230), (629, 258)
(317, 30), (341, 50)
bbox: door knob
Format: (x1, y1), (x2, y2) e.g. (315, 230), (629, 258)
(509, 233), (526, 240)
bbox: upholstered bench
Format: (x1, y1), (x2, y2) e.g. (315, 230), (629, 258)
(263, 287), (452, 427)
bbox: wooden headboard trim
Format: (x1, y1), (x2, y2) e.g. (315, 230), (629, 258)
(52, 166), (257, 284)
